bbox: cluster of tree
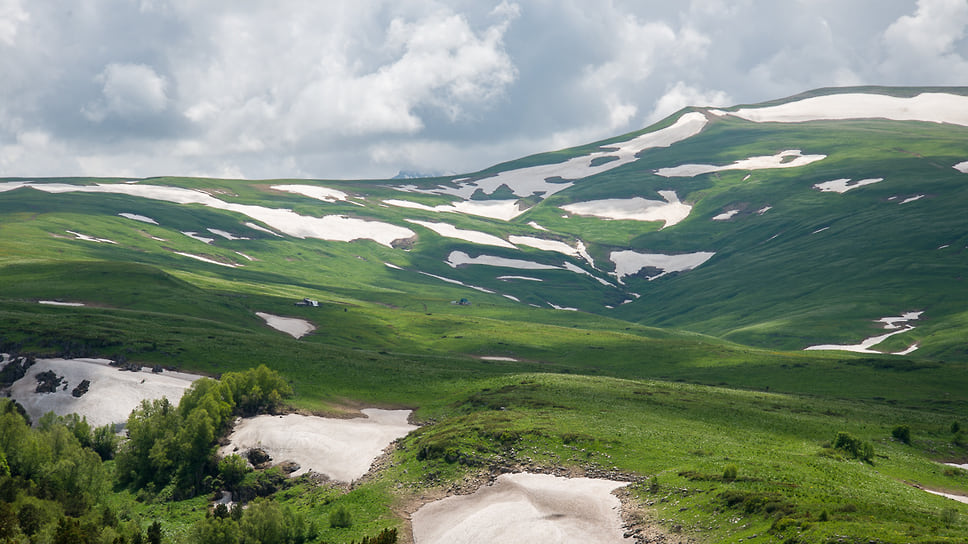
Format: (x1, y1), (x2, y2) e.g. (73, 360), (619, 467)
(192, 499), (315, 544)
(115, 365), (293, 499)
(833, 431), (875, 464)
(0, 399), (159, 543)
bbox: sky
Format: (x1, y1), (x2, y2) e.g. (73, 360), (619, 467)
(1, 0), (967, 181)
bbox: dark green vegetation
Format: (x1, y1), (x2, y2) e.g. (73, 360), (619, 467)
(1, 87), (967, 542)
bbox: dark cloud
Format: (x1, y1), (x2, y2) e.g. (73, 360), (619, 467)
(1, 0), (966, 179)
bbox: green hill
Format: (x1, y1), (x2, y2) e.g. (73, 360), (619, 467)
(1, 87), (967, 542)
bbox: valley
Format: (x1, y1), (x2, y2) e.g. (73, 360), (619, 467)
(1, 86), (967, 543)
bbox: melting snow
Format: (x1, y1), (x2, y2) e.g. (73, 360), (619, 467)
(272, 184), (348, 202)
(397, 111), (707, 200)
(220, 409), (416, 481)
(955, 161), (968, 174)
(208, 228), (250, 240)
(255, 312), (315, 339)
(411, 472), (629, 544)
(384, 262), (403, 270)
(12, 182), (413, 247)
(812, 227), (830, 234)
(503, 294), (521, 302)
(610, 250), (715, 283)
(498, 276), (543, 282)
(813, 178), (884, 193)
(118, 212), (158, 224)
(805, 311), (922, 354)
(418, 272), (495, 294)
(447, 251), (559, 270)
(508, 235), (583, 259)
(899, 195), (924, 204)
(66, 230), (116, 244)
(528, 221), (548, 231)
(39, 300), (85, 307)
(384, 198), (526, 221)
(244, 222), (283, 237)
(6, 357), (200, 427)
(561, 190), (691, 228)
(407, 220), (515, 248)
(172, 252), (241, 268)
(713, 210), (740, 221)
(548, 303), (579, 311)
(726, 92), (968, 126)
(656, 150), (826, 178)
(183, 231), (215, 244)
(757, 206), (772, 214)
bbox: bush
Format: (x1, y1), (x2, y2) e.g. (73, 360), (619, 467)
(892, 425), (911, 444)
(329, 506), (352, 529)
(833, 431), (875, 463)
(723, 464), (738, 481)
(952, 421), (961, 434)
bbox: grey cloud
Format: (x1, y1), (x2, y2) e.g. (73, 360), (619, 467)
(1, 0), (966, 180)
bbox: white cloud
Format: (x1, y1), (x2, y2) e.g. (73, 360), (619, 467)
(84, 63), (169, 121)
(648, 81), (731, 122)
(0, 0), (28, 46)
(880, 0), (968, 81)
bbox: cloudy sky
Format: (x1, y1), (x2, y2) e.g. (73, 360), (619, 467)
(1, 0), (967, 180)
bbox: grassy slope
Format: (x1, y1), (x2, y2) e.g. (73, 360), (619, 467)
(2, 87), (968, 542)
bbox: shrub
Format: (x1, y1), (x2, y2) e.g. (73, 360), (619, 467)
(329, 506), (352, 529)
(942, 507), (958, 528)
(833, 431), (875, 463)
(892, 425), (911, 444)
(952, 421), (961, 434)
(723, 464), (738, 481)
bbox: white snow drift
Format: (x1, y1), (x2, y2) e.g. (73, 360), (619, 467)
(655, 150), (825, 178)
(805, 311), (922, 354)
(384, 198), (526, 221)
(7, 182), (414, 247)
(726, 92), (968, 126)
(255, 312), (315, 339)
(118, 212), (158, 224)
(955, 161), (968, 174)
(610, 250), (715, 283)
(6, 358), (201, 427)
(446, 251), (559, 270)
(813, 178), (884, 193)
(560, 190), (691, 228)
(271, 184), (349, 203)
(219, 409), (416, 481)
(407, 220), (515, 249)
(397, 111), (707, 201)
(411, 472), (630, 544)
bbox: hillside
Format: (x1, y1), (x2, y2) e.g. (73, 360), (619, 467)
(1, 87), (968, 543)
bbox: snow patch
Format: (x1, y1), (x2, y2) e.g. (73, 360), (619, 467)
(39, 300), (85, 307)
(411, 473), (629, 544)
(384, 198), (526, 221)
(954, 161), (968, 174)
(610, 250), (715, 283)
(656, 149), (825, 178)
(255, 312), (315, 339)
(408, 220), (515, 248)
(172, 252), (240, 268)
(208, 228), (249, 240)
(271, 184), (348, 202)
(446, 251), (559, 270)
(66, 230), (116, 244)
(118, 212), (158, 224)
(220, 409), (416, 481)
(813, 178), (884, 193)
(727, 92), (968, 126)
(182, 231), (215, 244)
(899, 195), (924, 204)
(561, 190), (690, 228)
(713, 210), (739, 221)
(397, 112), (707, 200)
(527, 221), (548, 231)
(419, 272), (495, 294)
(14, 182), (413, 247)
(6, 357), (200, 427)
(805, 311), (922, 354)
(480, 356), (519, 361)
(498, 276), (543, 282)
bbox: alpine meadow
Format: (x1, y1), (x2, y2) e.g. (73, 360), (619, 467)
(2, 87), (968, 543)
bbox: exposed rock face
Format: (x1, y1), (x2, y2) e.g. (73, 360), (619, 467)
(277, 460), (301, 474)
(35, 370), (64, 393)
(247, 448), (271, 466)
(72, 379), (91, 398)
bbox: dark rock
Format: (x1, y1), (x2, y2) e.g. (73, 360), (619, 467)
(72, 379), (91, 398)
(277, 460), (301, 474)
(35, 370), (64, 393)
(247, 448), (271, 465)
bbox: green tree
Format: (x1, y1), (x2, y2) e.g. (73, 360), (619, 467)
(193, 516), (241, 544)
